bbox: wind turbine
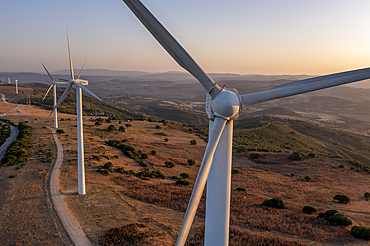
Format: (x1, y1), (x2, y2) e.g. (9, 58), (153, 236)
(122, 1), (370, 245)
(50, 31), (102, 195)
(41, 63), (68, 129)
(15, 80), (18, 94)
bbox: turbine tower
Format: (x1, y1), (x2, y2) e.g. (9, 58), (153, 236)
(15, 80), (18, 94)
(7, 77), (10, 84)
(51, 30), (102, 195)
(121, 1), (370, 245)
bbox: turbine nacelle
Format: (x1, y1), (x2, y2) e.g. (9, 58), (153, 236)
(207, 89), (240, 120)
(74, 79), (88, 85)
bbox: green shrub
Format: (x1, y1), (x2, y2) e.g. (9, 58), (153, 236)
(141, 153), (148, 159)
(304, 176), (312, 182)
(235, 187), (246, 192)
(187, 159), (195, 166)
(95, 121), (102, 126)
(118, 126), (125, 132)
(180, 173), (190, 179)
(8, 174), (18, 178)
(155, 125), (162, 129)
(176, 179), (190, 186)
(107, 125), (115, 132)
(333, 194), (351, 204)
(351, 226), (370, 241)
(138, 160), (148, 167)
(92, 155), (101, 161)
(164, 138), (169, 142)
(231, 168), (240, 174)
(190, 139), (197, 145)
(125, 123), (131, 128)
(302, 205), (317, 214)
(288, 152), (306, 161)
(104, 162), (113, 170)
(165, 161), (175, 168)
(262, 198), (286, 209)
(117, 167), (125, 174)
(56, 129), (65, 134)
(290, 173), (295, 177)
(328, 213), (352, 226)
(364, 192), (370, 200)
(250, 153), (261, 159)
(318, 209), (338, 220)
(101, 169), (110, 176)
(338, 164), (345, 168)
(151, 150), (157, 155)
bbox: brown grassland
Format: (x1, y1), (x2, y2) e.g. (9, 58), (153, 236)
(0, 99), (369, 245)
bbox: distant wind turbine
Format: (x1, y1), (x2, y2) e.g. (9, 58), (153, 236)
(122, 0), (370, 245)
(7, 77), (10, 84)
(50, 30), (102, 195)
(15, 80), (18, 94)
(41, 63), (69, 129)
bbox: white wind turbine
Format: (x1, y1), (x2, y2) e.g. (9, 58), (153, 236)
(50, 31), (102, 195)
(15, 80), (18, 94)
(41, 63), (69, 129)
(122, 1), (370, 245)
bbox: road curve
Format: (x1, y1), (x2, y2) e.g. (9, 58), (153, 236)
(48, 126), (93, 246)
(0, 121), (19, 161)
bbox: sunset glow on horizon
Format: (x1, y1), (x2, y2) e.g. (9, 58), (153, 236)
(1, 0), (370, 76)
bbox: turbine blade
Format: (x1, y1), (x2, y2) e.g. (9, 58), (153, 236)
(122, 0), (221, 97)
(66, 28), (74, 80)
(241, 67), (370, 106)
(176, 117), (227, 246)
(73, 82), (102, 101)
(42, 84), (54, 101)
(59, 78), (71, 82)
(77, 59), (87, 80)
(49, 82), (73, 117)
(41, 63), (54, 82)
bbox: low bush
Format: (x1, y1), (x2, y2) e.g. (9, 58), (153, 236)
(288, 152), (305, 161)
(304, 176), (312, 182)
(302, 205), (317, 214)
(364, 192), (370, 200)
(180, 173), (190, 179)
(328, 213), (352, 226)
(151, 150), (157, 155)
(118, 126), (125, 132)
(107, 125), (115, 132)
(94, 122), (102, 126)
(190, 139), (197, 145)
(351, 226), (370, 241)
(141, 153), (148, 159)
(164, 138), (169, 142)
(318, 209), (338, 220)
(249, 153), (261, 159)
(8, 174), (18, 178)
(101, 169), (110, 176)
(333, 194), (351, 204)
(104, 162), (113, 171)
(138, 160), (148, 168)
(235, 187), (246, 192)
(187, 159), (195, 166)
(155, 125), (161, 129)
(176, 179), (190, 186)
(117, 167), (125, 174)
(262, 198), (286, 209)
(165, 161), (175, 168)
(231, 168), (240, 174)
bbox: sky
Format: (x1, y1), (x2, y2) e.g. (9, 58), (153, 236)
(1, 0), (370, 76)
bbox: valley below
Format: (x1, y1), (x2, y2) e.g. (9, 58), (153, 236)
(0, 72), (369, 245)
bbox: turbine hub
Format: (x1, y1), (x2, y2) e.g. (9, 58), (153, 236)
(210, 89), (240, 120)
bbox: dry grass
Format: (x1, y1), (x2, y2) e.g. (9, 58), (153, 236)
(1, 103), (369, 245)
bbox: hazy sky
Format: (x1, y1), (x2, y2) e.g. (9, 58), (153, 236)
(1, 0), (370, 75)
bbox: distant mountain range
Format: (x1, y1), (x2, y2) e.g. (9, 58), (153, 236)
(1, 69), (369, 88)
